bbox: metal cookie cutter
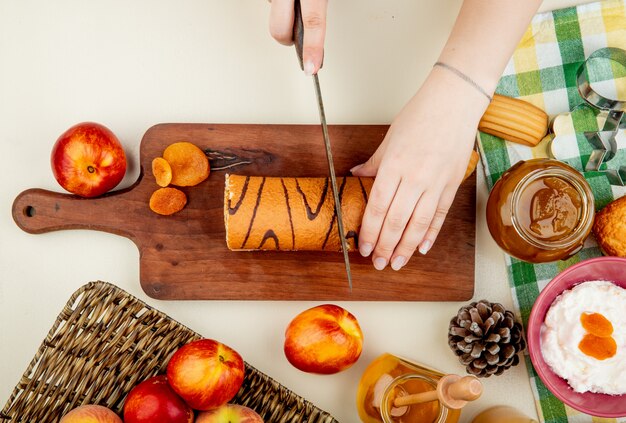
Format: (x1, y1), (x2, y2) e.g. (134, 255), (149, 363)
(577, 47), (626, 185)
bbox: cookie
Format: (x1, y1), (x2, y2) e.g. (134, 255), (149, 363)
(593, 196), (626, 257)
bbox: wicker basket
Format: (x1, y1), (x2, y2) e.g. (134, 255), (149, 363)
(0, 281), (339, 423)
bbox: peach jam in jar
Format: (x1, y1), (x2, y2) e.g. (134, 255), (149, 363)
(486, 159), (594, 263)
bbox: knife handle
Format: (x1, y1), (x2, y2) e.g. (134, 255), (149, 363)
(293, 0), (304, 70)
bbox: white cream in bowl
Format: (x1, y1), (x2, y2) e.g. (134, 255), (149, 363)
(540, 280), (626, 395)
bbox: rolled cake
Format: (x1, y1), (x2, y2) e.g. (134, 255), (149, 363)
(224, 175), (373, 252)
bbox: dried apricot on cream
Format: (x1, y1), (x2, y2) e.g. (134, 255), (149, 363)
(163, 142), (209, 187)
(580, 312), (614, 338)
(152, 157), (172, 187)
(149, 187), (187, 215)
(579, 333), (617, 360)
(579, 312), (617, 360)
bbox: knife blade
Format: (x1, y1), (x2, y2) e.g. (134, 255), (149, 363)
(293, 0), (353, 291)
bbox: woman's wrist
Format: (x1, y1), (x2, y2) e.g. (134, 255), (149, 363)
(433, 62), (493, 102)
(424, 64), (492, 121)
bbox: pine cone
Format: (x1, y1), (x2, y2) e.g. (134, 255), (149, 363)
(448, 300), (526, 378)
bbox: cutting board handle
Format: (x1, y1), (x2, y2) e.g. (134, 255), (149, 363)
(12, 185), (139, 241)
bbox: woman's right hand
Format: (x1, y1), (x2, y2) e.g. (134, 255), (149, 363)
(269, 0), (328, 75)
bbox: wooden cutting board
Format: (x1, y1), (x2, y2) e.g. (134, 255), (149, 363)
(13, 124), (476, 301)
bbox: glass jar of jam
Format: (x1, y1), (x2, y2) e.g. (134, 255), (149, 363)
(486, 159), (594, 263)
(356, 354), (463, 423)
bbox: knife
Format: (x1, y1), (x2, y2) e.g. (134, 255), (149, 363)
(293, 0), (353, 291)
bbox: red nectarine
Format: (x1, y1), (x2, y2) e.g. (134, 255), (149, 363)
(59, 404), (122, 423)
(196, 404), (263, 423)
(167, 339), (245, 410)
(284, 304), (363, 374)
(123, 375), (193, 423)
(51, 122), (126, 198)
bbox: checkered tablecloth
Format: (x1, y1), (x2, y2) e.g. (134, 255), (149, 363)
(476, 1), (626, 421)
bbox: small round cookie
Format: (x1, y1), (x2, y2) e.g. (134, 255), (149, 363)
(593, 196), (626, 257)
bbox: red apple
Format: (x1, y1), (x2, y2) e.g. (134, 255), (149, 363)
(167, 338), (245, 410)
(196, 404), (263, 423)
(123, 375), (193, 423)
(284, 304), (363, 374)
(59, 404), (122, 423)
(51, 122), (126, 197)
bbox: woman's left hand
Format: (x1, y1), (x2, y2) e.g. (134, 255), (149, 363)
(351, 66), (489, 271)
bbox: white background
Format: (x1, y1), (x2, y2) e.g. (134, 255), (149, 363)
(0, 1), (589, 421)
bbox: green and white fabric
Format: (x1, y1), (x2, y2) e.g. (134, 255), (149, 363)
(476, 1), (626, 421)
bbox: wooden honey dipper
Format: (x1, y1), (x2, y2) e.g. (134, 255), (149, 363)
(393, 374), (483, 409)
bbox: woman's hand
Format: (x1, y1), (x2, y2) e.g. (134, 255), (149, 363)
(266, 0), (541, 271)
(351, 66), (489, 271)
(268, 0), (327, 75)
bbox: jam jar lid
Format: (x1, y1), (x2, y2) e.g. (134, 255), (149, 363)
(486, 158), (595, 263)
(510, 165), (595, 250)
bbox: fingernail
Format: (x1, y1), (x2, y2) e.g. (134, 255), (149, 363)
(419, 240), (432, 255)
(360, 242), (373, 257)
(350, 163), (364, 173)
(373, 257), (387, 270)
(304, 60), (315, 76)
(391, 256), (406, 271)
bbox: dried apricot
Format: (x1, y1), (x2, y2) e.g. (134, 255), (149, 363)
(579, 333), (617, 360)
(163, 142), (209, 186)
(152, 157), (172, 187)
(580, 312), (613, 338)
(149, 187), (187, 215)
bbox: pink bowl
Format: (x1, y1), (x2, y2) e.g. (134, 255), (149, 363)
(527, 257), (626, 417)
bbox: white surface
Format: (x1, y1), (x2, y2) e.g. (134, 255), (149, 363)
(0, 1), (590, 421)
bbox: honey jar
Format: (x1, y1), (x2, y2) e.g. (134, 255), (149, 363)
(471, 406), (537, 423)
(356, 354), (480, 423)
(486, 159), (594, 263)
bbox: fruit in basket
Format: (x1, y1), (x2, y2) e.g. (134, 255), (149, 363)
(284, 304), (363, 374)
(196, 404), (263, 422)
(167, 338), (245, 410)
(59, 404), (122, 423)
(51, 122), (127, 198)
(123, 375), (193, 423)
